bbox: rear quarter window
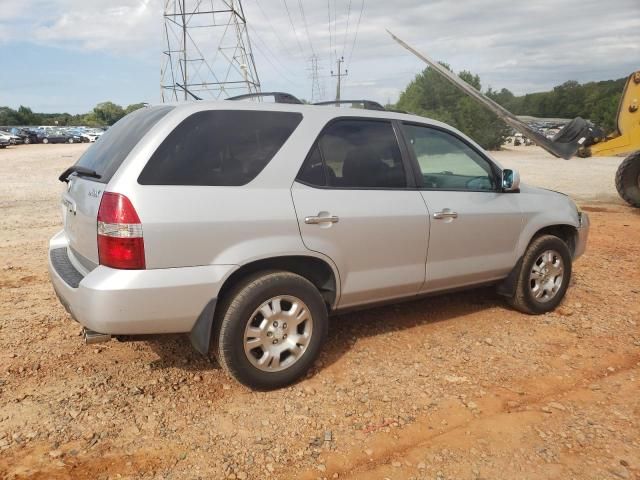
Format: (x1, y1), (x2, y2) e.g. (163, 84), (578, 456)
(74, 106), (174, 183)
(138, 110), (303, 186)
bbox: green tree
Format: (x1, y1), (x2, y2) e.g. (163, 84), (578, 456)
(125, 103), (146, 114)
(396, 65), (510, 150)
(15, 106), (37, 125)
(0, 107), (20, 125)
(92, 101), (126, 125)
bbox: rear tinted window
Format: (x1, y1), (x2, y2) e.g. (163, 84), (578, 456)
(297, 119), (406, 189)
(75, 106), (174, 183)
(138, 110), (303, 186)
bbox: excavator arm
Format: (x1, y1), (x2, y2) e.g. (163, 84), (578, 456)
(387, 30), (640, 160)
(588, 72), (640, 157)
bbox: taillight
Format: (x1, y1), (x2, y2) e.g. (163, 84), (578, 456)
(97, 192), (145, 269)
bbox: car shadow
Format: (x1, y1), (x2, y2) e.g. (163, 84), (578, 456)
(318, 286), (508, 371)
(140, 334), (222, 372)
(141, 286), (509, 376)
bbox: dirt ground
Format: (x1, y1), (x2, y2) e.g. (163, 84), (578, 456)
(0, 143), (638, 480)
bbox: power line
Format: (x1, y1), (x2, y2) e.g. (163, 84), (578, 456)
(341, 0), (352, 59)
(327, 0), (333, 69)
(297, 0), (316, 56)
(252, 0), (298, 58)
(250, 28), (301, 86)
(346, 0), (365, 69)
(282, 0), (305, 55)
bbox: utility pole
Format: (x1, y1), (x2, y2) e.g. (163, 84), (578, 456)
(331, 56), (347, 103)
(161, 0), (261, 102)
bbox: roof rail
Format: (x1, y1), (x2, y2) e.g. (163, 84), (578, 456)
(227, 92), (303, 104)
(313, 100), (386, 111)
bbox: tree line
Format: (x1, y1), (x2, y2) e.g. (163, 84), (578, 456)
(0, 101), (146, 127)
(1, 71), (625, 149)
(395, 65), (625, 149)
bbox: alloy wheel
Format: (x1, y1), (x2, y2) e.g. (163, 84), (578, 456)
(243, 295), (313, 372)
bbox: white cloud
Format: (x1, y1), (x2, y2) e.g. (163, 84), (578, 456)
(1, 0), (638, 104)
(1, 0), (161, 55)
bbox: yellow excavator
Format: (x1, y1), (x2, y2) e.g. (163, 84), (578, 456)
(388, 31), (640, 208)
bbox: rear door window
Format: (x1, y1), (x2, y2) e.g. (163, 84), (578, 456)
(74, 106), (174, 183)
(297, 119), (406, 189)
(138, 110), (303, 186)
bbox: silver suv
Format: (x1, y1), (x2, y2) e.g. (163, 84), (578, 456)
(49, 99), (589, 389)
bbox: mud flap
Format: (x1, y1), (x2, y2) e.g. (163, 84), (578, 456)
(189, 298), (217, 355)
(496, 257), (523, 298)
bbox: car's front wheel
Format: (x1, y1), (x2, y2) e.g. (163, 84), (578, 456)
(213, 271), (328, 390)
(507, 234), (572, 314)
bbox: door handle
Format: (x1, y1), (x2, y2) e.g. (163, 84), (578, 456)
(305, 215), (339, 225)
(433, 210), (458, 219)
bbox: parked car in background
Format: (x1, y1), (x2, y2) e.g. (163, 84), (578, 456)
(10, 127), (39, 144)
(66, 129), (91, 143)
(40, 129), (82, 144)
(0, 132), (10, 148)
(0, 130), (23, 145)
(85, 128), (105, 142)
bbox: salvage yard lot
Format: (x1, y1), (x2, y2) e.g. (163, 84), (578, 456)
(1, 144), (639, 479)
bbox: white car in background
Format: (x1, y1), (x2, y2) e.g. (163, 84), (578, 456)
(0, 132), (11, 148)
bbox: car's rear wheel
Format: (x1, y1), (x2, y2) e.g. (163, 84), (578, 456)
(213, 271), (328, 390)
(24, 138), (30, 144)
(42, 138), (49, 144)
(507, 234), (572, 314)
(68, 138), (74, 144)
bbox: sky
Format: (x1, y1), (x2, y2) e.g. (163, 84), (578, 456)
(0, 0), (638, 114)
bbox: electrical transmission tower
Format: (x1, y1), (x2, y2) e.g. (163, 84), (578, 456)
(308, 55), (324, 102)
(161, 0), (261, 102)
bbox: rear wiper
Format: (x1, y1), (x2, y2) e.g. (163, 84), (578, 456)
(58, 166), (101, 183)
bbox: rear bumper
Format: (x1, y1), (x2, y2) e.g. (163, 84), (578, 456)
(48, 230), (234, 335)
(573, 211), (589, 259)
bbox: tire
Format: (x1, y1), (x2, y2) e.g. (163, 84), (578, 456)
(24, 138), (30, 145)
(213, 271), (328, 390)
(42, 138), (49, 144)
(615, 151), (640, 208)
(507, 234), (572, 314)
(68, 138), (74, 144)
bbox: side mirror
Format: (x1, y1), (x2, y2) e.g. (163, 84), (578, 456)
(502, 169), (520, 192)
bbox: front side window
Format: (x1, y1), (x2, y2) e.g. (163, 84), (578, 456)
(298, 119), (406, 189)
(402, 124), (496, 191)
(139, 110), (302, 186)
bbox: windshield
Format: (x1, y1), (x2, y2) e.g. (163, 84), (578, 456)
(74, 105), (174, 184)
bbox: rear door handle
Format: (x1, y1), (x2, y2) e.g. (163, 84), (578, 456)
(305, 215), (339, 225)
(433, 210), (458, 219)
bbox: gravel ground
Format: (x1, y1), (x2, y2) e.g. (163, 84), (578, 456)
(0, 144), (638, 480)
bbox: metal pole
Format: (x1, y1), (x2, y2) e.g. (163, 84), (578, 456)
(181, 0), (187, 101)
(331, 56), (347, 103)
